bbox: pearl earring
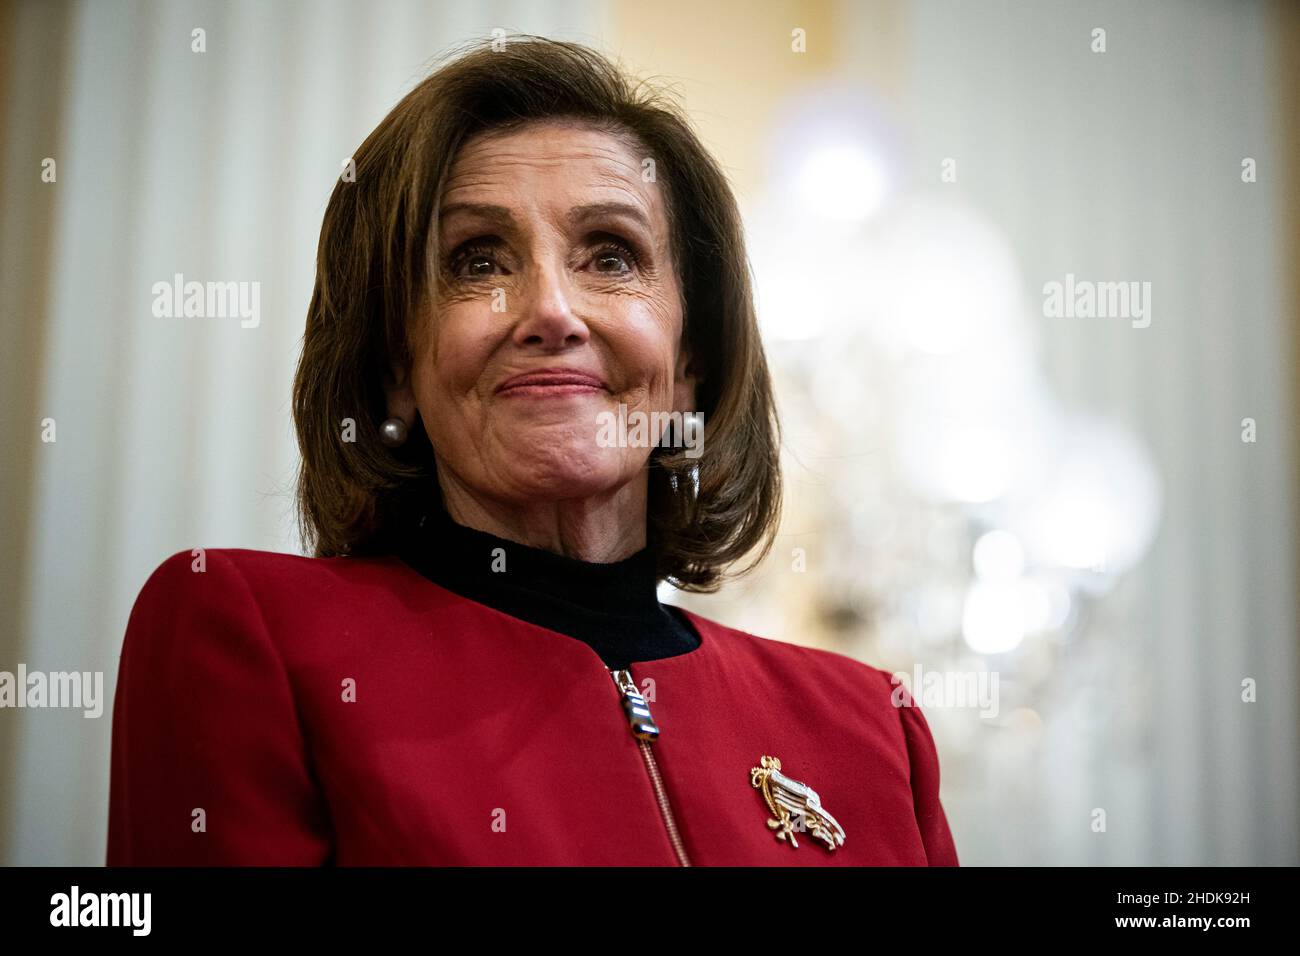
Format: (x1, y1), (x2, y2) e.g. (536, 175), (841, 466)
(379, 417), (408, 447)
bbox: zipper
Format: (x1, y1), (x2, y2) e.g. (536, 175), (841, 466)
(608, 666), (692, 867)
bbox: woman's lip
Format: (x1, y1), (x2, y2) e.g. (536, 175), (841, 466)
(497, 383), (605, 398)
(495, 370), (608, 394)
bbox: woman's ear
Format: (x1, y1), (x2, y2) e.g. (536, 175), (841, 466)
(672, 342), (700, 416)
(383, 361), (419, 425)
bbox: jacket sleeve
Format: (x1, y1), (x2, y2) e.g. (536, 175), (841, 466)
(887, 672), (960, 866)
(107, 549), (333, 865)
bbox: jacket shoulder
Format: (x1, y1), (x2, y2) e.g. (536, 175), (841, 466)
(681, 606), (899, 693)
(123, 548), (285, 661)
(111, 547), (334, 864)
(138, 545), (385, 581)
(132, 546), (404, 610)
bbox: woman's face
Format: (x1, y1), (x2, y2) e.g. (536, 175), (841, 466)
(390, 120), (696, 512)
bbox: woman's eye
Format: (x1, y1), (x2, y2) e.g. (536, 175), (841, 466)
(447, 239), (637, 279)
(591, 241), (638, 275)
(447, 242), (505, 280)
(462, 256), (496, 278)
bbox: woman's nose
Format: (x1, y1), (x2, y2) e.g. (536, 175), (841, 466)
(511, 261), (589, 349)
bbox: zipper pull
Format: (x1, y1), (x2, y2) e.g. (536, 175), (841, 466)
(609, 667), (660, 741)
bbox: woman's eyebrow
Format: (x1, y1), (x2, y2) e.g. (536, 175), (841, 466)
(567, 202), (651, 230)
(439, 202), (515, 226)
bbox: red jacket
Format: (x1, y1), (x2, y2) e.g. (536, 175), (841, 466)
(107, 548), (959, 866)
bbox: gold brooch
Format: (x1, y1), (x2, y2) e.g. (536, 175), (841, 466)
(750, 755), (845, 851)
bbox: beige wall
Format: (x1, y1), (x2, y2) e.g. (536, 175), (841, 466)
(608, 0), (840, 203)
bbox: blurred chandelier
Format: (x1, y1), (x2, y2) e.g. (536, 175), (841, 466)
(747, 87), (1163, 744)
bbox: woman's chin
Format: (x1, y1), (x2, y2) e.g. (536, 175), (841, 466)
(491, 451), (636, 500)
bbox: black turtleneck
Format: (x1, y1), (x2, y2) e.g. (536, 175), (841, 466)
(393, 501), (701, 669)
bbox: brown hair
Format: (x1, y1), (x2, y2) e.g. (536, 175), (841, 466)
(292, 35), (781, 591)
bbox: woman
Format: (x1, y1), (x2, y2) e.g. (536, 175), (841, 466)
(106, 36), (958, 867)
